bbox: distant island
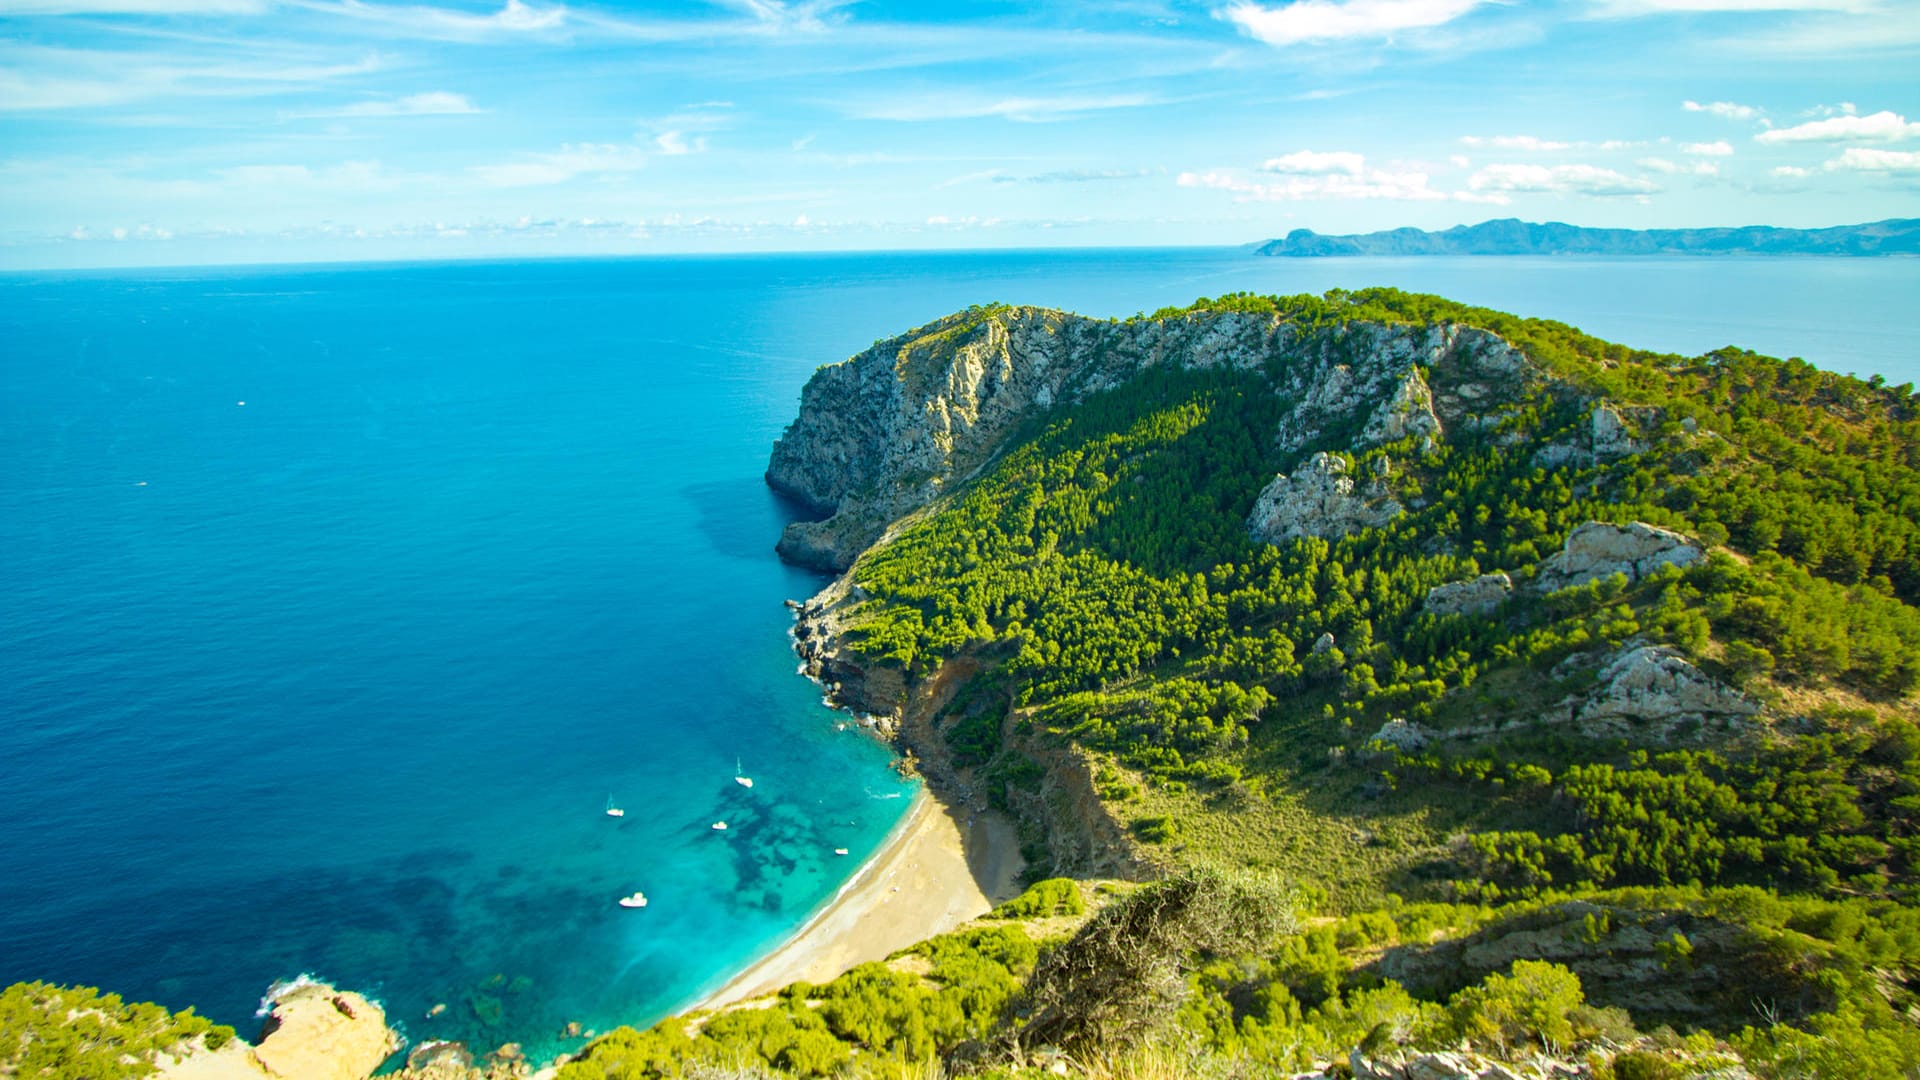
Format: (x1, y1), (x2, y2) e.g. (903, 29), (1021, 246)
(1256, 216), (1920, 256)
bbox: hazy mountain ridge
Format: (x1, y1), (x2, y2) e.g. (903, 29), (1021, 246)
(1256, 217), (1920, 256)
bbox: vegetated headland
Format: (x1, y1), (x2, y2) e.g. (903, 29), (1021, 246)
(10, 287), (1920, 1080)
(1256, 217), (1920, 256)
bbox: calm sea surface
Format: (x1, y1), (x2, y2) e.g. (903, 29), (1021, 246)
(1, 249), (1913, 1061)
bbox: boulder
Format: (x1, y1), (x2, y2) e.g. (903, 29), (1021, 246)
(1580, 645), (1759, 730)
(1248, 453), (1404, 545)
(1424, 572), (1513, 617)
(1535, 521), (1703, 591)
(1370, 719), (1436, 751)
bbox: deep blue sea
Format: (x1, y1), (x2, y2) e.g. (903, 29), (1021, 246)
(1, 249), (1914, 1063)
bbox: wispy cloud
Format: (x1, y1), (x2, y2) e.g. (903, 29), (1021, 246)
(1683, 99), (1759, 121)
(281, 90), (481, 119)
(1756, 110), (1920, 143)
(1681, 140), (1733, 155)
(1467, 162), (1660, 200)
(0, 0), (267, 12)
(993, 168), (1156, 184)
(0, 45), (383, 110)
(1591, 0), (1873, 14)
(1220, 0), (1488, 45)
(853, 93), (1156, 123)
(285, 0), (568, 42)
(468, 142), (649, 187)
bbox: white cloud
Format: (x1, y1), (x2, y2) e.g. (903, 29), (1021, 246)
(1756, 110), (1920, 143)
(653, 131), (707, 155)
(1461, 134), (1572, 151)
(1771, 165), (1812, 177)
(1262, 149), (1366, 175)
(1448, 153), (1470, 167)
(1681, 140), (1734, 156)
(1180, 157), (1446, 201)
(1639, 156), (1719, 175)
(284, 91), (482, 119)
(1824, 147), (1920, 172)
(1220, 0), (1488, 45)
(1683, 99), (1759, 121)
(1468, 162), (1661, 198)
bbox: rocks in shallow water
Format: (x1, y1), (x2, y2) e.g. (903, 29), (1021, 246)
(1536, 521), (1704, 591)
(1248, 452), (1404, 545)
(407, 1041), (474, 1071)
(1424, 571), (1513, 617)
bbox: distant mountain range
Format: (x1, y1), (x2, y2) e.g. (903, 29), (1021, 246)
(1255, 217), (1920, 256)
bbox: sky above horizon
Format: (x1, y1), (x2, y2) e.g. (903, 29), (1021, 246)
(2, 0), (1917, 267)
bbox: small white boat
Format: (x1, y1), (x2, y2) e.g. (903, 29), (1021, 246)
(605, 793), (624, 818)
(617, 892), (648, 908)
(834, 848), (849, 856)
(711, 821), (728, 831)
(735, 758), (753, 788)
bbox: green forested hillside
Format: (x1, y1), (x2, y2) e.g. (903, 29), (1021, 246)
(458, 291), (1920, 1076)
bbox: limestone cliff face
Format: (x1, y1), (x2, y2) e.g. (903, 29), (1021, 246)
(1247, 452), (1404, 545)
(766, 306), (1556, 571)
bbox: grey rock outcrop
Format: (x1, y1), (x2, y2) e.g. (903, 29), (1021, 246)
(1579, 645), (1758, 736)
(768, 306), (1557, 571)
(1424, 572), (1513, 617)
(1247, 452), (1404, 544)
(1535, 400), (1648, 468)
(1360, 367), (1443, 447)
(1273, 322), (1538, 454)
(1370, 719), (1437, 751)
(1536, 521), (1704, 591)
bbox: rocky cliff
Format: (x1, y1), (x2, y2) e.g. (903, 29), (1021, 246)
(767, 305), (1564, 571)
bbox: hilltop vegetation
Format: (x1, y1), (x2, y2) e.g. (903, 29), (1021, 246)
(0, 981), (231, 1079)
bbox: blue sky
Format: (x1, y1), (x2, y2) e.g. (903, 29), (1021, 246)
(2, 0), (1916, 267)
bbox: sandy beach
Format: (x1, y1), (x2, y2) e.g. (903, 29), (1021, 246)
(690, 786), (1024, 1010)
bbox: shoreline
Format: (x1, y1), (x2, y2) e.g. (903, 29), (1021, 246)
(686, 781), (1023, 1012)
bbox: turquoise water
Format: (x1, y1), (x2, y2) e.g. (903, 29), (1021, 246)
(0, 249), (1913, 1063)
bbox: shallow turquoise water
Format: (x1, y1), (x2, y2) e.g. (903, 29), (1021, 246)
(0, 249), (1912, 1062)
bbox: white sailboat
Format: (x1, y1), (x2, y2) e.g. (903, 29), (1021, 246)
(711, 821), (728, 831)
(617, 891), (648, 908)
(605, 793), (625, 818)
(734, 757), (753, 788)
